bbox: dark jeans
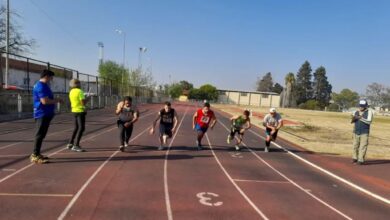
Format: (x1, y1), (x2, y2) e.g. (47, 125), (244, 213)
(118, 121), (133, 145)
(69, 112), (86, 146)
(33, 116), (53, 155)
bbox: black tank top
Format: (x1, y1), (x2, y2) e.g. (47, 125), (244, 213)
(160, 108), (175, 125)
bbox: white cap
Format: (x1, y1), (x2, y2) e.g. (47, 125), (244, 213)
(269, 108), (276, 113)
(359, 100), (368, 107)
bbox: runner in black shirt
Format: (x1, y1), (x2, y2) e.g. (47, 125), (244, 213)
(150, 101), (178, 150)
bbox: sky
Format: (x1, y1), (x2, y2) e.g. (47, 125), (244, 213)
(8, 0), (390, 94)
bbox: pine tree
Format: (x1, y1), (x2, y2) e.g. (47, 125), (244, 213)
(256, 72), (273, 92)
(313, 66), (332, 108)
(295, 61), (312, 105)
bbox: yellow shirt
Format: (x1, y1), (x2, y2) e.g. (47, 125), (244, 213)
(69, 88), (86, 113)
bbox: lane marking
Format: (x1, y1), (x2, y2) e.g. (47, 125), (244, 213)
(0, 115), (118, 150)
(58, 124), (153, 220)
(0, 111), (156, 184)
(247, 128), (390, 205)
(218, 121), (352, 220)
(164, 106), (189, 220)
(233, 179), (289, 184)
(205, 134), (269, 220)
(0, 193), (73, 197)
(196, 192), (223, 207)
(2, 169), (16, 172)
(229, 152), (243, 158)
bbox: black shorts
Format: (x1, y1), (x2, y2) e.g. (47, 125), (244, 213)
(159, 124), (173, 138)
(230, 127), (244, 137)
(265, 128), (278, 140)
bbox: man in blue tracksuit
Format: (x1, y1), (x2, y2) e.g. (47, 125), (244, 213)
(351, 100), (374, 165)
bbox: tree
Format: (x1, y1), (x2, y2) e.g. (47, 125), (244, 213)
(283, 72), (296, 107)
(128, 69), (155, 88)
(199, 84), (219, 101)
(271, 83), (283, 94)
(295, 61), (313, 105)
(179, 80), (193, 91)
(98, 60), (127, 84)
(256, 72), (273, 92)
(0, 5), (36, 54)
(168, 83), (183, 99)
(332, 89), (359, 110)
(313, 66), (332, 108)
(366, 83), (387, 107)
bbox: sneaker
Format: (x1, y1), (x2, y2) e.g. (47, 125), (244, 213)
(30, 154), (48, 164)
(71, 146), (85, 152)
(119, 145), (125, 152)
(357, 161), (364, 165)
(352, 159), (357, 164)
(264, 147), (269, 153)
(124, 143), (129, 148)
(227, 135), (231, 144)
(235, 145), (240, 151)
(66, 144), (73, 149)
(158, 145), (164, 151)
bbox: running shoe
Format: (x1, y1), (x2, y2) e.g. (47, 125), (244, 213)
(66, 144), (73, 149)
(124, 143), (128, 148)
(264, 147), (269, 153)
(158, 145), (164, 151)
(235, 145), (240, 151)
(119, 145), (125, 152)
(352, 159), (357, 164)
(71, 146), (85, 152)
(30, 154), (48, 164)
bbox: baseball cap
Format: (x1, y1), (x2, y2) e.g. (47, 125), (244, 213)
(269, 108), (276, 113)
(359, 100), (368, 107)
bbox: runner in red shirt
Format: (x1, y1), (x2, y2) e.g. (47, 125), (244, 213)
(192, 102), (217, 150)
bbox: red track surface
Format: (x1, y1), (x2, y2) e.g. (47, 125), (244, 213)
(0, 103), (389, 220)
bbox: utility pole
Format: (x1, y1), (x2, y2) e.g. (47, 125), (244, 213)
(5, 0), (10, 89)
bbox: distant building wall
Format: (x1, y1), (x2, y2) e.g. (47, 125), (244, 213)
(218, 90), (280, 107)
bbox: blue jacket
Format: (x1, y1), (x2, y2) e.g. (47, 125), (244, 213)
(352, 109), (373, 135)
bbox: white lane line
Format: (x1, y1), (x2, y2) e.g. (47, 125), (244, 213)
(218, 121), (352, 220)
(58, 124), (153, 220)
(233, 179), (289, 184)
(0, 115), (118, 150)
(0, 193), (73, 197)
(205, 134), (269, 220)
(247, 128), (390, 205)
(0, 111), (156, 184)
(164, 107), (189, 220)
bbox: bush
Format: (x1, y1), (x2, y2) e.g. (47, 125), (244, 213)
(328, 103), (340, 112)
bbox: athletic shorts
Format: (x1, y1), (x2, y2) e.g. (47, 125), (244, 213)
(230, 127), (244, 137)
(265, 128), (278, 140)
(195, 123), (208, 133)
(159, 124), (173, 138)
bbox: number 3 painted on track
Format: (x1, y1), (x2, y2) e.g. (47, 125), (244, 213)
(196, 192), (223, 207)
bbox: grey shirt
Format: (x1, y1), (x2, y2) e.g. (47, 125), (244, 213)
(263, 113), (282, 128)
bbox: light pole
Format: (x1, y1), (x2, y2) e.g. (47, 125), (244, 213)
(115, 29), (126, 94)
(138, 47), (147, 72)
(5, 0), (10, 89)
(97, 42), (104, 65)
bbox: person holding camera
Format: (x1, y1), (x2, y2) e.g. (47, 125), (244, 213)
(116, 96), (139, 152)
(351, 100), (374, 165)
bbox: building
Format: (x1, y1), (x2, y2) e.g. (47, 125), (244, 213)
(218, 89), (280, 107)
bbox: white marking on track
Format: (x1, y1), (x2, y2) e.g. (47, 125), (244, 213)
(229, 152), (243, 158)
(206, 134), (269, 220)
(218, 121), (353, 220)
(0, 193), (73, 197)
(196, 192), (223, 207)
(233, 179), (289, 184)
(247, 128), (390, 205)
(164, 107), (189, 220)
(58, 124), (153, 220)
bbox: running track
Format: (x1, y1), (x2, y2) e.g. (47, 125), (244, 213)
(0, 103), (388, 220)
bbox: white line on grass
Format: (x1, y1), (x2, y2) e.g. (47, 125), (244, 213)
(164, 107), (189, 220)
(58, 124), (153, 220)
(218, 121), (352, 219)
(205, 134), (270, 220)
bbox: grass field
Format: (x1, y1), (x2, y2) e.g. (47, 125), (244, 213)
(215, 104), (390, 160)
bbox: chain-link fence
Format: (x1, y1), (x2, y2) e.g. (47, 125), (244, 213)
(0, 51), (169, 121)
